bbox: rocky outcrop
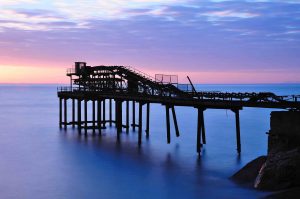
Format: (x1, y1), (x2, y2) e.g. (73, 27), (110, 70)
(231, 156), (266, 184)
(232, 111), (300, 191)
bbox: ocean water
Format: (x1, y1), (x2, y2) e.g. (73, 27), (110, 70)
(0, 84), (299, 199)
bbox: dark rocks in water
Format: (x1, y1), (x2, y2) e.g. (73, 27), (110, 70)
(264, 187), (300, 199)
(231, 156), (267, 184)
(254, 148), (300, 190)
(232, 111), (300, 192)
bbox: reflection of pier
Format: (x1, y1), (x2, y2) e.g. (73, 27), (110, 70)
(57, 62), (300, 155)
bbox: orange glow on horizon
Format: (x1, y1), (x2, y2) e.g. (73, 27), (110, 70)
(0, 65), (299, 84)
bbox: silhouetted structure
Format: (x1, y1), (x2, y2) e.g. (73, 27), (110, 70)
(57, 62), (300, 155)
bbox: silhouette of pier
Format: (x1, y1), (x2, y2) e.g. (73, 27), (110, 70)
(57, 62), (300, 155)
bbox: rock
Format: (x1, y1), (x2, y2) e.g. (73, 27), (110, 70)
(231, 156), (267, 184)
(264, 187), (300, 199)
(254, 148), (300, 190)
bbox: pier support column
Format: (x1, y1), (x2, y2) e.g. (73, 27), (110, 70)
(59, 98), (62, 129)
(84, 100), (88, 134)
(64, 98), (67, 130)
(132, 101), (136, 131)
(197, 108), (203, 154)
(200, 109), (206, 144)
(166, 105), (171, 144)
(92, 100), (96, 134)
(171, 106), (180, 137)
(103, 99), (106, 128)
(72, 99), (75, 128)
(232, 109), (241, 154)
(77, 99), (81, 133)
(97, 100), (102, 134)
(109, 99), (112, 126)
(115, 100), (123, 133)
(145, 103), (150, 137)
(126, 100), (129, 134)
(138, 102), (143, 146)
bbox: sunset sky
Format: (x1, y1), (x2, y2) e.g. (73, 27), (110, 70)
(0, 0), (299, 84)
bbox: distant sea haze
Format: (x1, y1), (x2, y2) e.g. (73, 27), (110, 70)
(0, 84), (299, 199)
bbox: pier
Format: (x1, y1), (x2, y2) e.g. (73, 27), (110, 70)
(57, 62), (300, 155)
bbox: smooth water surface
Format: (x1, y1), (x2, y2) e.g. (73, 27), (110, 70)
(0, 84), (299, 199)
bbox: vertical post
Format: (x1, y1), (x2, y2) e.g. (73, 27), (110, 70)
(84, 100), (88, 134)
(126, 100), (129, 134)
(145, 103), (150, 137)
(109, 99), (112, 126)
(59, 98), (62, 129)
(201, 109), (206, 144)
(97, 100), (102, 134)
(78, 99), (81, 133)
(64, 98), (67, 130)
(138, 102), (143, 145)
(234, 109), (241, 154)
(132, 101), (136, 131)
(103, 99), (106, 128)
(72, 98), (75, 128)
(92, 100), (96, 134)
(116, 100), (123, 133)
(166, 105), (171, 144)
(171, 106), (180, 137)
(197, 108), (202, 154)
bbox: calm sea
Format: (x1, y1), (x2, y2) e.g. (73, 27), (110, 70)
(0, 84), (299, 199)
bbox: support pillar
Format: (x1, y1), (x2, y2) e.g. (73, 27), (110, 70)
(132, 101), (136, 131)
(92, 100), (96, 134)
(109, 99), (112, 126)
(78, 100), (81, 133)
(64, 98), (67, 130)
(97, 100), (102, 134)
(59, 98), (62, 129)
(84, 100), (88, 134)
(201, 109), (206, 144)
(126, 100), (129, 134)
(233, 109), (241, 154)
(116, 100), (123, 133)
(145, 103), (150, 137)
(138, 102), (143, 145)
(166, 105), (171, 144)
(103, 99), (106, 128)
(171, 106), (180, 137)
(197, 108), (203, 154)
(72, 98), (75, 128)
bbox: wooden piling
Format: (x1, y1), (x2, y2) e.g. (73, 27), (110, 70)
(126, 100), (129, 133)
(166, 105), (171, 144)
(92, 100), (96, 133)
(138, 102), (143, 145)
(197, 108), (203, 154)
(77, 99), (81, 133)
(171, 106), (180, 137)
(59, 98), (62, 129)
(109, 99), (112, 126)
(132, 101), (136, 131)
(84, 100), (88, 134)
(64, 98), (67, 130)
(234, 109), (241, 154)
(97, 100), (102, 134)
(103, 99), (106, 128)
(201, 109), (206, 144)
(116, 100), (122, 133)
(72, 98), (75, 128)
(145, 103), (150, 137)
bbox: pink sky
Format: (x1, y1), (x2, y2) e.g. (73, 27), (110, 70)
(0, 0), (300, 84)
